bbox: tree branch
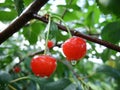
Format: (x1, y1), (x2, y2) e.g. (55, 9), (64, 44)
(0, 0), (120, 52)
(33, 14), (120, 52)
(0, 0), (49, 44)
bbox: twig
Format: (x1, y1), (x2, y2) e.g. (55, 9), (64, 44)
(33, 14), (120, 52)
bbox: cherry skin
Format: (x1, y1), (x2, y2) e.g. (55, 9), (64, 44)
(13, 66), (21, 73)
(31, 55), (57, 77)
(62, 36), (86, 61)
(47, 40), (54, 49)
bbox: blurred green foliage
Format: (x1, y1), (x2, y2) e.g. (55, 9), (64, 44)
(0, 0), (120, 90)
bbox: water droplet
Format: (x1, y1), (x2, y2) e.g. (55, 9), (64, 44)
(44, 76), (48, 78)
(71, 60), (77, 65)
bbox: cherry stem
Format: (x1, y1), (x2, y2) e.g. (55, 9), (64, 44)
(10, 76), (29, 83)
(44, 15), (51, 55)
(51, 15), (72, 38)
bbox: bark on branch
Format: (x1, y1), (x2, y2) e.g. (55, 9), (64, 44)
(0, 0), (49, 44)
(0, 0), (120, 52)
(33, 14), (120, 52)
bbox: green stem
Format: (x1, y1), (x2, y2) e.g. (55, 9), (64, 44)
(44, 15), (51, 55)
(8, 84), (17, 90)
(78, 77), (92, 90)
(10, 76), (29, 83)
(51, 15), (72, 38)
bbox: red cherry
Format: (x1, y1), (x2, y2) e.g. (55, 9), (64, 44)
(62, 36), (86, 61)
(47, 40), (54, 49)
(31, 55), (57, 77)
(13, 66), (21, 73)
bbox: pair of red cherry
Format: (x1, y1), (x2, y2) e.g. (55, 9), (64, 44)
(31, 36), (86, 77)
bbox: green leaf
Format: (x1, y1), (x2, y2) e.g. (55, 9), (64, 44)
(0, 0), (17, 21)
(85, 4), (100, 27)
(48, 21), (59, 39)
(101, 21), (120, 44)
(14, 0), (25, 15)
(26, 81), (37, 90)
(23, 0), (33, 6)
(101, 49), (110, 62)
(23, 21), (45, 44)
(24, 57), (31, 71)
(0, 56), (12, 69)
(43, 78), (71, 90)
(29, 75), (54, 86)
(0, 72), (12, 89)
(64, 83), (77, 90)
(49, 21), (69, 41)
(76, 60), (94, 74)
(23, 26), (37, 44)
(96, 0), (120, 16)
(0, 10), (17, 21)
(66, 0), (78, 5)
(97, 65), (120, 80)
(0, 0), (13, 7)
(43, 4), (51, 10)
(63, 10), (82, 21)
(55, 61), (69, 78)
(85, 11), (94, 27)
(58, 5), (81, 11)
